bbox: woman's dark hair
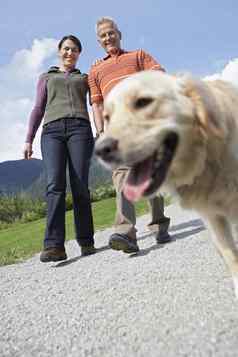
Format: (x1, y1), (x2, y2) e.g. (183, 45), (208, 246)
(58, 35), (82, 53)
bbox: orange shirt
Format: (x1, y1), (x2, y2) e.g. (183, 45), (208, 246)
(88, 49), (165, 104)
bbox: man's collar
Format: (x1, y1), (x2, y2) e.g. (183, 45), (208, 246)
(103, 49), (127, 60)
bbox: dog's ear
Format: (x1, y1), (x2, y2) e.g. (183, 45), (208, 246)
(179, 77), (224, 138)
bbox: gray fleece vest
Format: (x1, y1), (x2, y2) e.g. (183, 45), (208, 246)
(43, 67), (90, 125)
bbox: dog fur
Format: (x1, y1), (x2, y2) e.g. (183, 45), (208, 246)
(95, 70), (238, 299)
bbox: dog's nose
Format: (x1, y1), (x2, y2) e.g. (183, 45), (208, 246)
(95, 137), (118, 161)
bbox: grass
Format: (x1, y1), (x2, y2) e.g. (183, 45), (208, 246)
(0, 197), (151, 266)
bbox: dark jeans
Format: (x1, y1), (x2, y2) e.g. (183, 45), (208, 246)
(41, 118), (94, 249)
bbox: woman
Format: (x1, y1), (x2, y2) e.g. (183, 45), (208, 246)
(23, 35), (95, 262)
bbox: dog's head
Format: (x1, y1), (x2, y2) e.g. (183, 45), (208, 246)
(95, 70), (222, 201)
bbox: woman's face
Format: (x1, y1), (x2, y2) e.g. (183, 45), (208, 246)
(58, 39), (80, 69)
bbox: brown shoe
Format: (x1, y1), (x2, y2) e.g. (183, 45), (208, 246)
(40, 247), (67, 262)
(109, 233), (139, 253)
(81, 245), (96, 256)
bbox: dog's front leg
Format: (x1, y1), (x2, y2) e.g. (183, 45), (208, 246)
(206, 214), (238, 299)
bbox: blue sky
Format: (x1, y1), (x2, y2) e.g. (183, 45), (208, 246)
(1, 0), (238, 161)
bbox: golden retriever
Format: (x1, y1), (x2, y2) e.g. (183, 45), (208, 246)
(95, 70), (238, 299)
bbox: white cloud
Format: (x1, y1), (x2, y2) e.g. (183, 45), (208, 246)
(0, 38), (58, 162)
(204, 58), (238, 86)
(0, 97), (41, 161)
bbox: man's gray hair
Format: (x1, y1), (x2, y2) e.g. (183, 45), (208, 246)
(95, 17), (120, 35)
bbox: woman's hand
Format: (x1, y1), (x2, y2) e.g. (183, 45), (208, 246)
(23, 142), (33, 160)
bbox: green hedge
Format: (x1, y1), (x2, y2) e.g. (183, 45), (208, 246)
(0, 184), (116, 229)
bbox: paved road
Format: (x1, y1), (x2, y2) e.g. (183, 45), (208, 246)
(1, 203), (238, 357)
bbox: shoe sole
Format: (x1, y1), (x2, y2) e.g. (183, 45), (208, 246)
(40, 255), (67, 263)
(156, 234), (172, 244)
(81, 250), (96, 257)
(109, 238), (139, 254)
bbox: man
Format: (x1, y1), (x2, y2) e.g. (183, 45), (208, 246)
(89, 17), (171, 253)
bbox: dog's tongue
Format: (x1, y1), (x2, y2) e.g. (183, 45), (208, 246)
(124, 180), (150, 202)
(123, 158), (152, 202)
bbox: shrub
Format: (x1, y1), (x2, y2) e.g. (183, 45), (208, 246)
(91, 184), (116, 202)
(0, 184), (116, 229)
(21, 211), (43, 223)
(65, 193), (73, 211)
(0, 193), (46, 225)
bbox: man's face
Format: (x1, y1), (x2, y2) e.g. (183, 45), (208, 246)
(97, 22), (121, 54)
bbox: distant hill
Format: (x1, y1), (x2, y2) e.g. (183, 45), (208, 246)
(89, 155), (111, 188)
(0, 156), (111, 196)
(0, 159), (43, 194)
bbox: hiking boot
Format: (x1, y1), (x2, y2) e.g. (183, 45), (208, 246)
(156, 218), (172, 244)
(109, 233), (139, 253)
(40, 247), (67, 263)
(81, 245), (96, 256)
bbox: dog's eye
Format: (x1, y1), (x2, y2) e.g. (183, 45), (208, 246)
(134, 97), (154, 109)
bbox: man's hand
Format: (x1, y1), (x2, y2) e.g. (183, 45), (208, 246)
(92, 102), (104, 141)
(95, 130), (104, 141)
(23, 142), (33, 160)
(92, 58), (104, 66)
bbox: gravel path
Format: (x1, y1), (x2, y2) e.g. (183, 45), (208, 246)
(1, 203), (238, 357)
